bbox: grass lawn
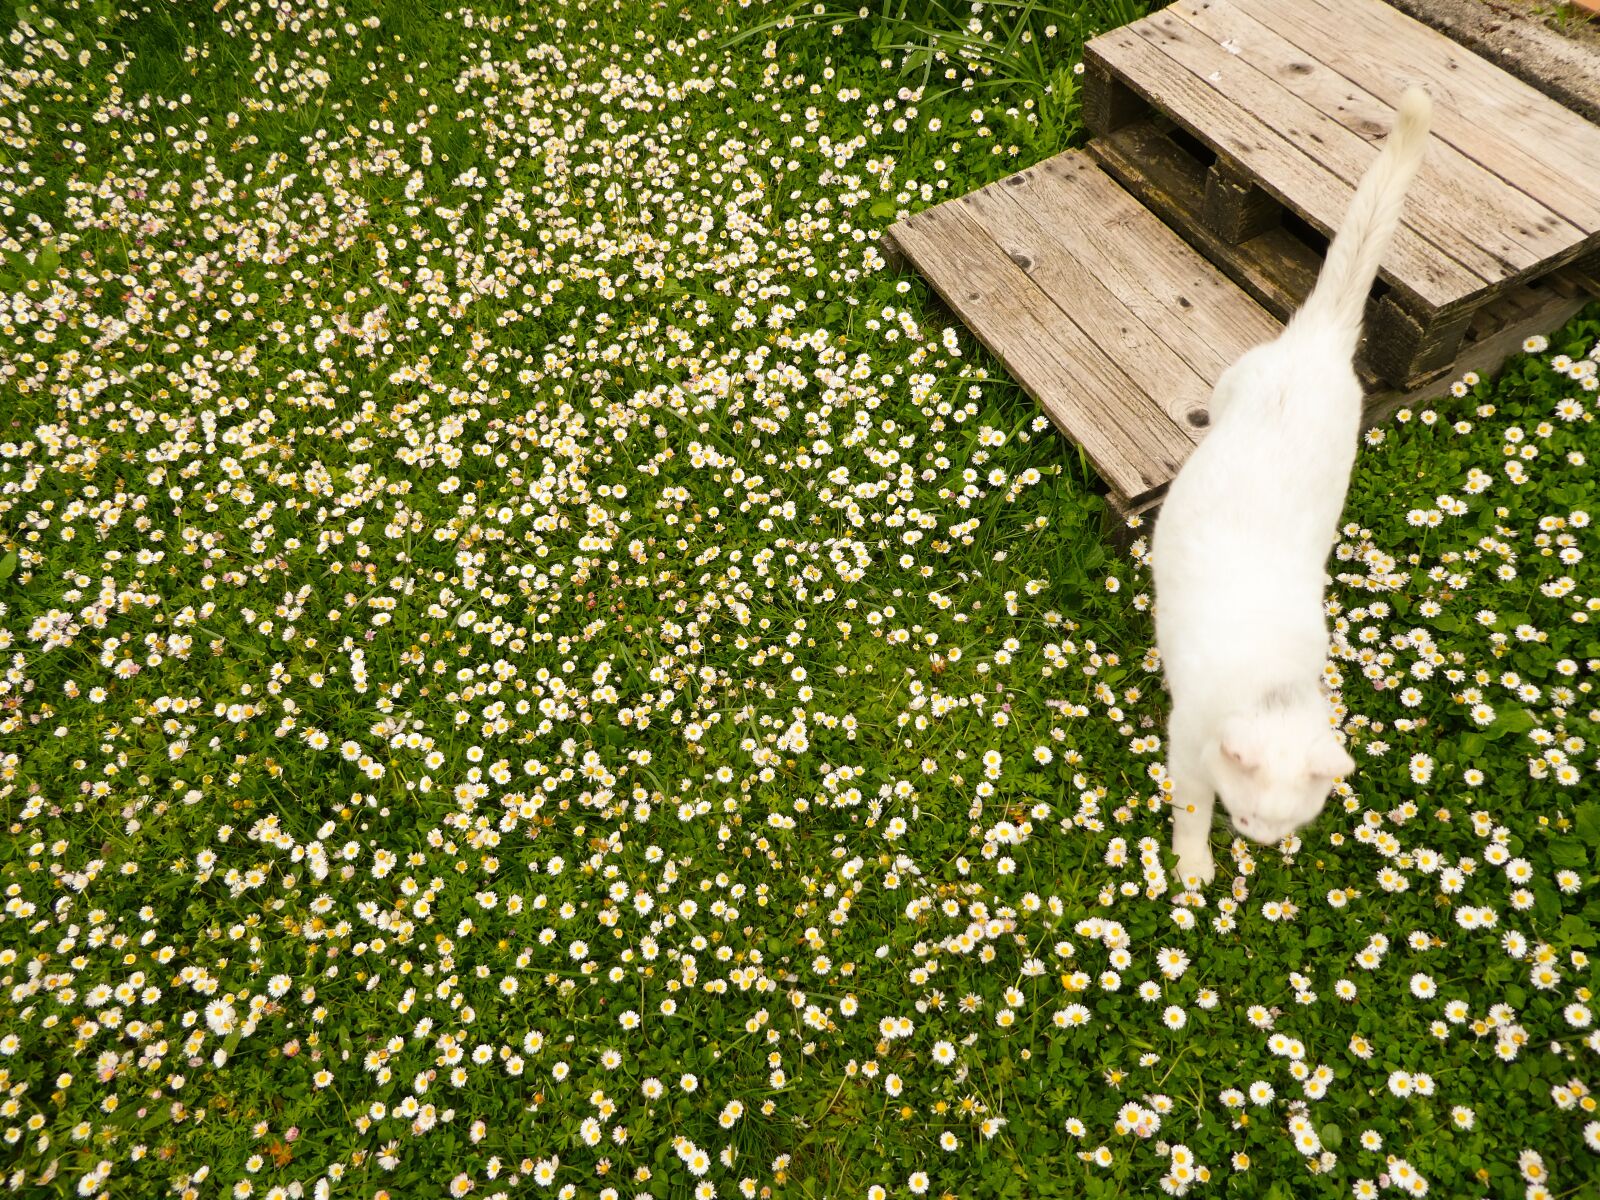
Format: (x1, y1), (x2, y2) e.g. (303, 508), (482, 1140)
(1, 1), (1597, 1197)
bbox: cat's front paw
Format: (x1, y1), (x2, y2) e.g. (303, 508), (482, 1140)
(1172, 848), (1215, 889)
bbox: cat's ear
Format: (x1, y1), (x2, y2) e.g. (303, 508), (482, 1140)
(1308, 735), (1355, 781)
(1219, 720), (1262, 773)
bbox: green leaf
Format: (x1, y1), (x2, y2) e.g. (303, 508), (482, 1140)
(1533, 883), (1562, 921)
(1576, 802), (1600, 847)
(1549, 839), (1587, 871)
(0, 550), (15, 582)
(1319, 1123), (1343, 1150)
(869, 197), (896, 221)
(1486, 708), (1536, 741)
(1559, 914), (1597, 949)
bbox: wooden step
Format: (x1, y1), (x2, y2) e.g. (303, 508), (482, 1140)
(1083, 0), (1600, 388)
(885, 152), (1282, 513)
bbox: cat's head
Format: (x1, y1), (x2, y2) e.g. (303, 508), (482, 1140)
(1207, 700), (1354, 845)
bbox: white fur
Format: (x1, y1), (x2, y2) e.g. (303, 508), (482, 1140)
(1153, 88), (1432, 886)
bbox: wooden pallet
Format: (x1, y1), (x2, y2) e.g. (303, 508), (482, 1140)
(887, 152), (1282, 513)
(1084, 0), (1600, 388)
(887, 0), (1600, 515)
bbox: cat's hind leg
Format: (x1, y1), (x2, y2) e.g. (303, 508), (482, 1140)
(1168, 717), (1217, 887)
(1202, 364), (1241, 426)
(1201, 349), (1272, 426)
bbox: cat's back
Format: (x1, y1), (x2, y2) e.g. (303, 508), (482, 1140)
(1154, 422), (1342, 572)
(1155, 335), (1361, 564)
(1152, 338), (1356, 685)
(1152, 453), (1333, 697)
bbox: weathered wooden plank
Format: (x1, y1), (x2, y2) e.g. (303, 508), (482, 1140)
(1088, 121), (1322, 320)
(1091, 24), (1478, 311)
(1462, 258), (1599, 341)
(960, 178), (1214, 437)
(886, 201), (1193, 504)
(1158, 0), (1578, 290)
(1106, 486), (1169, 525)
(1227, 0), (1600, 233)
(1364, 279), (1598, 426)
(1000, 152), (1282, 382)
(1562, 251), (1600, 299)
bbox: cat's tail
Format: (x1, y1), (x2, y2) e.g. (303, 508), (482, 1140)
(1289, 87), (1432, 349)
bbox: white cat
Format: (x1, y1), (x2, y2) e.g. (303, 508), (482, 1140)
(1152, 87), (1433, 886)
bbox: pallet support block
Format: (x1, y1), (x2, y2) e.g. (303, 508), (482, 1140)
(1082, 62), (1147, 136)
(1202, 160), (1282, 244)
(1363, 297), (1475, 387)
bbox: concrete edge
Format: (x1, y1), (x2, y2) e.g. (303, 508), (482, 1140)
(1385, 0), (1600, 126)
